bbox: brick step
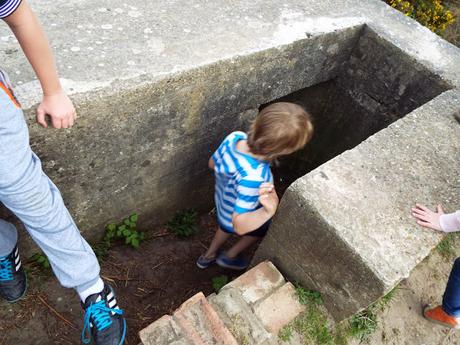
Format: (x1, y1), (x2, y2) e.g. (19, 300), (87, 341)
(174, 292), (238, 345)
(208, 288), (277, 345)
(139, 262), (305, 345)
(140, 292), (237, 345)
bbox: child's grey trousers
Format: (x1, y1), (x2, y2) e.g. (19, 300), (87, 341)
(0, 70), (101, 294)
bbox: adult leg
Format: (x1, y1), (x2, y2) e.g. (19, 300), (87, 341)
(0, 79), (102, 299)
(0, 76), (126, 344)
(0, 219), (18, 257)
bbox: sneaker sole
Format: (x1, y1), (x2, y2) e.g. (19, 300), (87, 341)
(119, 318), (127, 345)
(196, 262), (212, 269)
(216, 258), (248, 271)
(423, 306), (460, 330)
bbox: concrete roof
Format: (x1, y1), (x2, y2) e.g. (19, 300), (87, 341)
(1, 0), (459, 109)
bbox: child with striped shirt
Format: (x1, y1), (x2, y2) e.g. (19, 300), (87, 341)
(197, 102), (314, 270)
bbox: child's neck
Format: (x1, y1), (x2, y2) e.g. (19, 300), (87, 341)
(236, 139), (267, 161)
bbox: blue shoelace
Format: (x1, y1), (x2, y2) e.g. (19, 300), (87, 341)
(0, 258), (13, 281)
(81, 300), (123, 344)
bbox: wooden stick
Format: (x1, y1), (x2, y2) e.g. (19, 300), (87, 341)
(37, 295), (77, 330)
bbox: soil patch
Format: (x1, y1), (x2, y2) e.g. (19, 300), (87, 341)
(0, 212), (252, 345)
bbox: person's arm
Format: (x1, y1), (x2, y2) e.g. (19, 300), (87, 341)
(208, 156), (215, 170)
(440, 211), (460, 232)
(3, 0), (76, 129)
(412, 204), (460, 232)
(232, 182), (278, 235)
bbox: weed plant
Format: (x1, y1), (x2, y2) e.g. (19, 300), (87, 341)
(167, 209), (199, 238)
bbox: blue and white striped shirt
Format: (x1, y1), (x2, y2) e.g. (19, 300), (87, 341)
(0, 0), (21, 19)
(212, 131), (273, 233)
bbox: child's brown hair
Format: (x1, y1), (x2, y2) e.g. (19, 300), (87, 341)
(247, 102), (313, 161)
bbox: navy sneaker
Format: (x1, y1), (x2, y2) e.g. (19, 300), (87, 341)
(196, 254), (216, 269)
(81, 284), (126, 345)
(0, 245), (27, 302)
(216, 253), (249, 270)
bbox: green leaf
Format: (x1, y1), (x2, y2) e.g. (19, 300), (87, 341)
(130, 213), (138, 222)
(122, 229), (130, 237)
(131, 238), (139, 248)
(107, 223), (116, 231)
(125, 237), (131, 244)
(119, 225), (126, 231)
(124, 219), (131, 226)
(212, 275), (229, 292)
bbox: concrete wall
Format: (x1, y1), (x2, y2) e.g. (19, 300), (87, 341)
(2, 26), (362, 253)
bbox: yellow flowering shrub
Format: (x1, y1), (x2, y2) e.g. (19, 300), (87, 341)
(386, 0), (455, 33)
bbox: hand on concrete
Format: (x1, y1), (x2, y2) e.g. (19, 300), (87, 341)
(411, 203), (444, 231)
(259, 183), (279, 217)
(36, 91), (76, 129)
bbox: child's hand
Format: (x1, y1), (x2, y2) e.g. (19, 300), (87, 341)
(259, 183), (279, 217)
(36, 91), (76, 129)
(411, 203), (444, 231)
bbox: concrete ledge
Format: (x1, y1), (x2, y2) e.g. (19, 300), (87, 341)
(252, 93), (460, 320)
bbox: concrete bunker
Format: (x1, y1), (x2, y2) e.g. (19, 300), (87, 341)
(7, 22), (455, 322)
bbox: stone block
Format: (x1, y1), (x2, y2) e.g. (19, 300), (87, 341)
(254, 283), (306, 335)
(222, 261), (285, 305)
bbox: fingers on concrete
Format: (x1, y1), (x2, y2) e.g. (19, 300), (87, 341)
(139, 261), (306, 345)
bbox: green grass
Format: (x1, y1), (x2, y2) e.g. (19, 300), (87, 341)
(347, 309), (378, 340)
(296, 284), (323, 305)
(279, 285), (332, 344)
(279, 325), (294, 342)
(279, 285), (399, 344)
(344, 286), (398, 341)
(211, 275), (228, 292)
(436, 233), (457, 259)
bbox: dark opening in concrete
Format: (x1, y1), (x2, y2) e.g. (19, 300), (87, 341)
(264, 27), (450, 194)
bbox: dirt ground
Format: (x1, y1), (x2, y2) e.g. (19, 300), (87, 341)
(0, 213), (460, 345)
(0, 213), (252, 345)
(348, 235), (460, 345)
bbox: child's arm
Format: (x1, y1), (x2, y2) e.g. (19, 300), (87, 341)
(232, 183), (278, 235)
(412, 203), (460, 232)
(3, 0), (76, 129)
(208, 156), (215, 170)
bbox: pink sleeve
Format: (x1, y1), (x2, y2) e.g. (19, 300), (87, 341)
(440, 211), (460, 232)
